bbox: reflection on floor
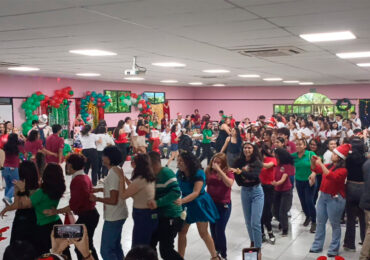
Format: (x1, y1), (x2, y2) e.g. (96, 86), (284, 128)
(0, 160), (362, 260)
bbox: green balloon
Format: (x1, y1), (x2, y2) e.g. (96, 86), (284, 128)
(39, 94), (45, 100)
(69, 90), (74, 96)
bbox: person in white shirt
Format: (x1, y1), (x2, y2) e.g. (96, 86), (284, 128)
(177, 113), (185, 127)
(335, 114), (343, 130)
(298, 119), (314, 141)
(318, 122), (331, 143)
(159, 126), (171, 159)
(80, 125), (102, 186)
(340, 119), (354, 143)
(323, 139), (338, 164)
(330, 121), (341, 139)
(90, 146), (129, 260)
(350, 112), (362, 130)
(96, 126), (115, 180)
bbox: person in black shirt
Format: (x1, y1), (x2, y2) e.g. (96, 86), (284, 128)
(231, 142), (264, 253)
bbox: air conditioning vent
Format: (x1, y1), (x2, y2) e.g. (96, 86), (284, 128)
(197, 75), (218, 79)
(234, 46), (305, 57)
(0, 61), (21, 67)
(354, 79), (370, 82)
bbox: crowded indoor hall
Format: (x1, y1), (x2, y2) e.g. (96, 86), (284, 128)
(0, 1), (370, 260)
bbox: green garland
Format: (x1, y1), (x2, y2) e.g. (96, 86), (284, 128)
(336, 98), (352, 111)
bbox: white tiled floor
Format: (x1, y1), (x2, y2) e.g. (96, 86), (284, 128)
(0, 160), (362, 260)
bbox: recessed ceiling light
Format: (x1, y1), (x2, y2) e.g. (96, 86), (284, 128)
(8, 66), (40, 72)
(69, 49), (117, 56)
(238, 74), (260, 78)
(124, 77), (144, 81)
(336, 51), (370, 59)
(152, 62), (186, 68)
(283, 80), (300, 84)
(299, 82), (314, 85)
(76, 73), (101, 77)
(300, 31), (356, 42)
(263, 77), (283, 81)
(160, 80), (178, 83)
(213, 84), (226, 87)
(202, 69), (230, 73)
(357, 63), (370, 67)
(188, 82), (203, 85)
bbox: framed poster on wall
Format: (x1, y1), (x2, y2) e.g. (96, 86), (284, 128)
(104, 90), (131, 113)
(143, 92), (165, 104)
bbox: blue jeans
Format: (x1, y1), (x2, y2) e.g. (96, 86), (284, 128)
(310, 193), (346, 255)
(132, 208), (158, 248)
(210, 202), (232, 258)
(241, 185), (264, 248)
(101, 219), (126, 260)
(3, 167), (19, 203)
(296, 180), (316, 223)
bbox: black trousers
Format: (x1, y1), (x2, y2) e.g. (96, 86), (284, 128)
(10, 208), (37, 247)
(97, 151), (108, 179)
(199, 143), (213, 165)
(36, 219), (70, 257)
(273, 189), (293, 232)
(116, 143), (128, 167)
(75, 208), (100, 260)
(82, 148), (99, 186)
(261, 184), (274, 233)
(151, 217), (184, 260)
(344, 182), (366, 249)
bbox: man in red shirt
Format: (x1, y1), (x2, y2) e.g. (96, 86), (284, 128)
(194, 109), (201, 128)
(277, 127), (297, 154)
(45, 124), (64, 164)
(44, 154), (100, 260)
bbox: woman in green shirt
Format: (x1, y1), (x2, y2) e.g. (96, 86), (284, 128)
(292, 138), (317, 233)
(199, 122), (214, 165)
(7, 163), (67, 256)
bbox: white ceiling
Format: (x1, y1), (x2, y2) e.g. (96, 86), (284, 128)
(1, 0), (370, 86)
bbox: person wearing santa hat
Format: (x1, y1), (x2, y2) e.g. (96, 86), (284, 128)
(308, 143), (351, 257)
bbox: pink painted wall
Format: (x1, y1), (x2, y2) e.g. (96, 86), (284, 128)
(0, 74), (194, 127)
(192, 85), (369, 121)
(0, 73), (369, 127)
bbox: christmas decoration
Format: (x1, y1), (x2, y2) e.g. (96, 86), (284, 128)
(80, 91), (112, 126)
(119, 92), (153, 116)
(336, 98), (352, 111)
(21, 87), (73, 136)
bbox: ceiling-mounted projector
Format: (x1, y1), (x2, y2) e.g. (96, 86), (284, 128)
(124, 56), (146, 75)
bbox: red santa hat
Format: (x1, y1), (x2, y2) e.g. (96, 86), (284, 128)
(333, 143), (352, 160)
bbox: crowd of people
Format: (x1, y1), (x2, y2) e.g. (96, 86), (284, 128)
(0, 108), (370, 260)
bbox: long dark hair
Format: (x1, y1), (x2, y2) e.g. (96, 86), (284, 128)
(36, 152), (46, 178)
(171, 124), (177, 133)
(4, 133), (20, 155)
(260, 143), (273, 158)
(19, 161), (39, 193)
(113, 120), (125, 139)
(179, 151), (202, 181)
(27, 130), (39, 142)
(346, 138), (366, 172)
(274, 148), (294, 165)
(41, 163), (66, 201)
(131, 154), (155, 182)
(233, 142), (262, 168)
(81, 125), (91, 136)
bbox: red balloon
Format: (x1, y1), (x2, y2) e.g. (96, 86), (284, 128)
(86, 91), (91, 96)
(35, 91), (42, 96)
(108, 99), (112, 103)
(102, 102), (106, 107)
(97, 102), (102, 107)
(44, 95), (49, 101)
(55, 90), (61, 96)
(67, 86), (72, 91)
(90, 97), (95, 101)
(97, 98), (102, 102)
(55, 104), (60, 108)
